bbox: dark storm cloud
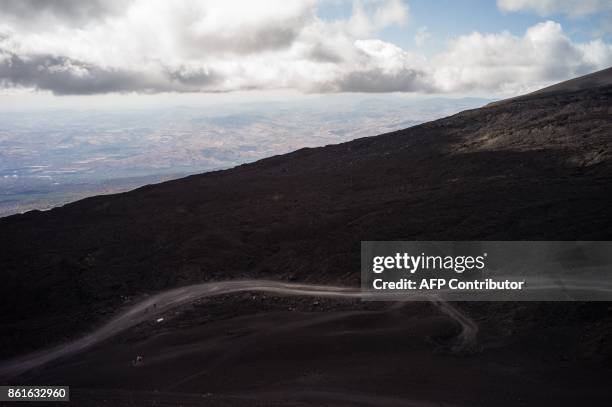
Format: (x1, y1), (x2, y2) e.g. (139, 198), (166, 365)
(320, 68), (434, 93)
(0, 0), (128, 25)
(0, 49), (221, 95)
(185, 25), (300, 55)
(308, 44), (344, 63)
(180, 15), (308, 56)
(165, 66), (222, 87)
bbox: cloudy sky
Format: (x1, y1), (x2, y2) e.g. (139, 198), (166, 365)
(1, 0), (611, 108)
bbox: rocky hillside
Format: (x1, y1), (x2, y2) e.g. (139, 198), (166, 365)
(1, 68), (611, 356)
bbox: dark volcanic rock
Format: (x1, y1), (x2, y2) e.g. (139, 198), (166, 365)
(1, 69), (611, 356)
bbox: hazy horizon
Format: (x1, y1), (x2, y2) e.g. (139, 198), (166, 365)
(0, 93), (490, 216)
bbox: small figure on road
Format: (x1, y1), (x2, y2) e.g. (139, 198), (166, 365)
(132, 355), (144, 366)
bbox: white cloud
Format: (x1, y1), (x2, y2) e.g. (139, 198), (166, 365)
(0, 0), (611, 96)
(432, 21), (612, 93)
(373, 0), (409, 28)
(497, 0), (612, 17)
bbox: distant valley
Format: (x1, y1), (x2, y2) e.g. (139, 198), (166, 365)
(0, 96), (488, 216)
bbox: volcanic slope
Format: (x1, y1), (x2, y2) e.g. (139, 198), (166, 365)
(0, 68), (611, 356)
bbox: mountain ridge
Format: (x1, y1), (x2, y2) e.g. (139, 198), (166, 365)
(488, 66), (612, 106)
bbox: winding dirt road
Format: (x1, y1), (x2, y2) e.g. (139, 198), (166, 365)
(0, 280), (477, 380)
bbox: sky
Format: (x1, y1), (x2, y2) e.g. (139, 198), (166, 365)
(1, 0), (611, 109)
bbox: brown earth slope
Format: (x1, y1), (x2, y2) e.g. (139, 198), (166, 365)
(0, 68), (611, 357)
